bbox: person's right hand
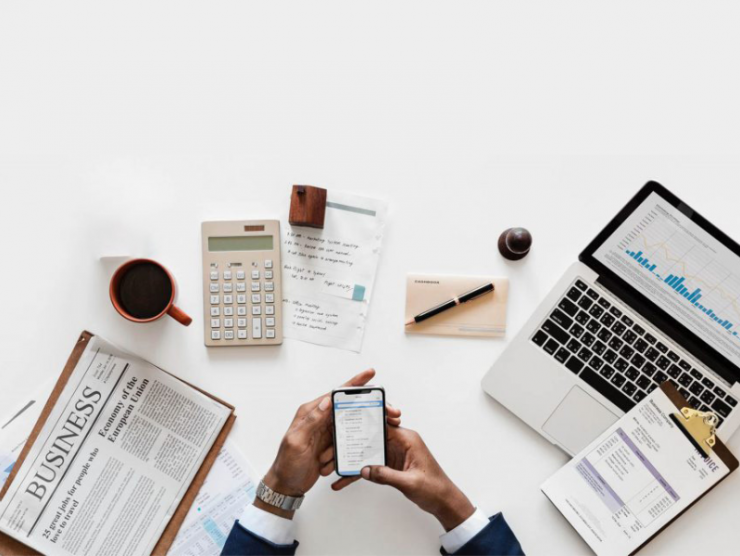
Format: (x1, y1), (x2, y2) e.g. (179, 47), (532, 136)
(333, 426), (475, 532)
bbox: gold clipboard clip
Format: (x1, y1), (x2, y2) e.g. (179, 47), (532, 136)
(671, 407), (719, 457)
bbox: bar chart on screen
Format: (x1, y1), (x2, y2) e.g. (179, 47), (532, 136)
(624, 248), (738, 335)
(595, 191), (740, 366)
(618, 206), (740, 340)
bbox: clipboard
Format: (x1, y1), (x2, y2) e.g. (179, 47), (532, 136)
(0, 331), (236, 556)
(543, 380), (737, 556)
(632, 381), (738, 555)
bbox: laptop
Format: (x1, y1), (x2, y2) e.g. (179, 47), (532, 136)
(482, 181), (740, 456)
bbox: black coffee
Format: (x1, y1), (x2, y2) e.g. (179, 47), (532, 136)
(118, 262), (173, 319)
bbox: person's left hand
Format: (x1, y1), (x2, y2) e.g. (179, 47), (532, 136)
(258, 369), (401, 518)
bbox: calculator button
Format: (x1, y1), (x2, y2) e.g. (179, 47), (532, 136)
(266, 317), (275, 327)
(236, 283), (246, 292)
(252, 294), (261, 304)
(224, 318), (233, 328)
(211, 319), (221, 328)
(237, 294), (247, 304)
(238, 318), (247, 328)
(237, 329), (247, 340)
(251, 282), (261, 292)
(210, 307), (220, 317)
(265, 305), (275, 315)
(252, 306), (262, 315)
(252, 270), (260, 280)
(209, 283), (220, 293)
(265, 270), (273, 279)
(224, 330), (235, 340)
(252, 318), (262, 339)
(265, 293), (275, 303)
(236, 270), (246, 280)
(265, 282), (274, 292)
(223, 306), (234, 316)
(210, 295), (220, 305)
(265, 260), (273, 269)
(223, 295), (234, 304)
(266, 329), (276, 339)
(237, 306), (247, 316)
(211, 330), (221, 340)
(210, 270), (219, 281)
(223, 283), (233, 293)
(224, 270), (232, 280)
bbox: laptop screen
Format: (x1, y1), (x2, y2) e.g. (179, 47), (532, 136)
(591, 187), (740, 371)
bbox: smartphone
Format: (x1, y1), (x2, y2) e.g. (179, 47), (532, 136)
(332, 386), (387, 476)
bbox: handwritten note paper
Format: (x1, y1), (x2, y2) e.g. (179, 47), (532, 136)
(282, 191), (388, 352)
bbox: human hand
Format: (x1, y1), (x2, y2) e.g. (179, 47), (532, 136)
(258, 369), (402, 519)
(334, 426), (474, 532)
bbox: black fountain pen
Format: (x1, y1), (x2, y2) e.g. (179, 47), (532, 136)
(405, 282), (495, 326)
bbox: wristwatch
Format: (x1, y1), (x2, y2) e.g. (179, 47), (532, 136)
(256, 480), (304, 511)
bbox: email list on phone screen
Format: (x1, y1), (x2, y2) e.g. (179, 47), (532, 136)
(333, 389), (386, 476)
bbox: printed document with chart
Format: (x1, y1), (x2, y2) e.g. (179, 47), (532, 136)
(169, 440), (257, 556)
(0, 335), (232, 556)
(282, 191), (388, 352)
(541, 386), (733, 556)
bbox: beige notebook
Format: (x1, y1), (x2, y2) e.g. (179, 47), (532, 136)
(404, 274), (508, 337)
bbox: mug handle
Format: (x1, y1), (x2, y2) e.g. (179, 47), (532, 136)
(167, 305), (193, 326)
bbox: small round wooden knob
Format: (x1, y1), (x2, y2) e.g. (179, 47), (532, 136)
(498, 227), (532, 260)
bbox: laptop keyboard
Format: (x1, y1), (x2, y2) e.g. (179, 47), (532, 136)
(531, 278), (738, 426)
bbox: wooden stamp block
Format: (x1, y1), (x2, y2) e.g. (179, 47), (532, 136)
(289, 185), (327, 228)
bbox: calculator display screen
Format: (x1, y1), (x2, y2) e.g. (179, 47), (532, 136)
(208, 236), (273, 252)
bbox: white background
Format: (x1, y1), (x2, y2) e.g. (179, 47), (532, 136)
(1, 2), (739, 555)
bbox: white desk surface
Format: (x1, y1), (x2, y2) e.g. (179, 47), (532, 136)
(1, 3), (739, 555)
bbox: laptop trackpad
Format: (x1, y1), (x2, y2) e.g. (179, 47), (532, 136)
(542, 386), (620, 455)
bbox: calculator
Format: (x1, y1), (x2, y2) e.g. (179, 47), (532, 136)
(201, 220), (283, 347)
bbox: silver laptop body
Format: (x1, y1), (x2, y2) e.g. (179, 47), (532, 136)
(482, 182), (740, 455)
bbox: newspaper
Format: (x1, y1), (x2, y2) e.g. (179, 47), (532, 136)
(0, 335), (232, 556)
(0, 380), (56, 490)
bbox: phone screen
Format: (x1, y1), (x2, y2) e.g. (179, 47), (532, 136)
(333, 388), (386, 476)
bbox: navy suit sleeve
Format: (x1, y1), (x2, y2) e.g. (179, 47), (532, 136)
(221, 520), (299, 556)
(220, 513), (523, 556)
(441, 513), (525, 556)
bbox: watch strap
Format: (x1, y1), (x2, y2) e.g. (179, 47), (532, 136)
(256, 480), (304, 511)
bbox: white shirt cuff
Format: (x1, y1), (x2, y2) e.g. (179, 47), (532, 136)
(439, 507), (490, 554)
(238, 504), (295, 546)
